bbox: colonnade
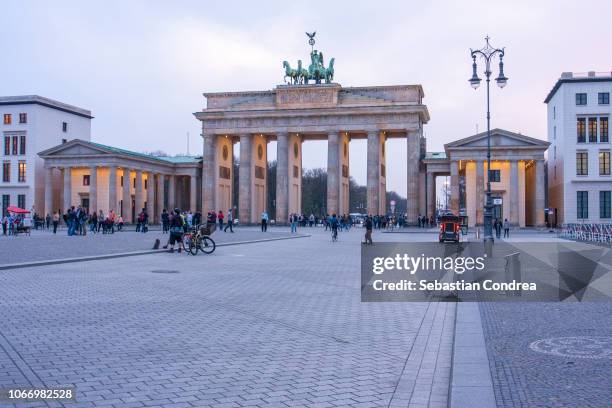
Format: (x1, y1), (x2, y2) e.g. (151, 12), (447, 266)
(44, 165), (198, 223)
(201, 129), (422, 224)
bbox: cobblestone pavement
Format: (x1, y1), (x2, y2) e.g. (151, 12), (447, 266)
(480, 302), (612, 408)
(0, 227), (300, 266)
(0, 228), (454, 407)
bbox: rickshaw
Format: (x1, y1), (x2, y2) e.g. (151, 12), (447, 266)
(438, 215), (462, 243)
(7, 206), (32, 236)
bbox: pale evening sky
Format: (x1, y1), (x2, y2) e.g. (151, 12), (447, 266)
(2, 0), (611, 197)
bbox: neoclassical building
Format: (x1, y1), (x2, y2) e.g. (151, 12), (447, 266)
(423, 129), (549, 227)
(38, 141), (200, 223)
(33, 87), (549, 228)
(194, 83), (429, 224)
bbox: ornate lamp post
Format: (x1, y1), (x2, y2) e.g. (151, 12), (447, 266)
(469, 36), (508, 246)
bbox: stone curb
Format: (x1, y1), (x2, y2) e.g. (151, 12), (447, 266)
(0, 234), (310, 271)
(449, 302), (496, 408)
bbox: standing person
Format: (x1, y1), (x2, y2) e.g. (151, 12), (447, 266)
(142, 210), (149, 233)
(161, 209), (169, 233)
(52, 211), (59, 234)
(90, 211), (98, 233)
(97, 210), (105, 233)
(363, 215), (373, 245)
(117, 215), (124, 231)
(217, 210), (224, 231)
(224, 208), (234, 232)
(2, 215), (7, 235)
(45, 213), (51, 230)
(503, 218), (510, 238)
(163, 209), (185, 253)
(261, 211), (268, 232)
(290, 213), (298, 234)
(494, 218), (502, 239)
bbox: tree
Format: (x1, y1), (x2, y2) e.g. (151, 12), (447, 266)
(301, 168), (327, 216)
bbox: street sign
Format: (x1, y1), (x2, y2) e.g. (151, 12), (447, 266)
(493, 198), (503, 205)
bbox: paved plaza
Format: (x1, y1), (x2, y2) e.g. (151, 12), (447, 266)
(0, 228), (610, 407)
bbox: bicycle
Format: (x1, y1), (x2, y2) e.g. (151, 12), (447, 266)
(187, 224), (216, 255)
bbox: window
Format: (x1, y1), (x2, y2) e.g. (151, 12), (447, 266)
(61, 138), (67, 144)
(553, 106), (556, 119)
(601, 117), (609, 142)
(19, 113), (27, 123)
(120, 175), (123, 187)
(598, 92), (610, 105)
(576, 152), (588, 175)
(19, 135), (25, 155)
(62, 122), (68, 132)
(2, 161), (9, 182)
(601, 191), (611, 218)
(589, 118), (598, 142)
(600, 151), (611, 175)
(17, 161), (26, 182)
(553, 126), (556, 140)
(82, 175), (90, 186)
(3, 114), (11, 125)
(577, 118), (586, 142)
(17, 194), (25, 209)
(489, 169), (501, 182)
(144, 179), (148, 189)
(577, 191), (589, 219)
(2, 194), (9, 217)
(11, 136), (18, 155)
(576, 93), (587, 105)
(3, 136), (9, 155)
(133, 177), (136, 188)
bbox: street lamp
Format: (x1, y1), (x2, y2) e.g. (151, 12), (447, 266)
(469, 36), (508, 247)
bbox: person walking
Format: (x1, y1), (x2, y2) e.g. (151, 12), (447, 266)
(217, 210), (224, 231)
(494, 218), (501, 239)
(52, 211), (59, 234)
(224, 208), (234, 232)
(363, 215), (373, 245)
(503, 218), (510, 238)
(261, 211), (268, 232)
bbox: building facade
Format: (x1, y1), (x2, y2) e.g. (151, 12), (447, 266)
(0, 95), (92, 217)
(545, 72), (612, 225)
(194, 83), (429, 224)
(423, 129), (549, 228)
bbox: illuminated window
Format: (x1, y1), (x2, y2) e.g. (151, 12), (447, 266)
(589, 118), (598, 142)
(3, 114), (11, 125)
(18, 161), (26, 182)
(600, 151), (610, 175)
(576, 152), (588, 175)
(2, 161), (9, 182)
(577, 118), (586, 143)
(601, 117), (609, 143)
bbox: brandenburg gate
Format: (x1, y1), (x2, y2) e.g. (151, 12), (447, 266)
(194, 83), (429, 223)
(194, 34), (429, 224)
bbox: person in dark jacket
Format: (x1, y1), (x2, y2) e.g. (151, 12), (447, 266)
(163, 209), (185, 253)
(363, 215), (373, 245)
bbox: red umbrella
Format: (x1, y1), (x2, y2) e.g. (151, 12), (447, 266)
(6, 206), (30, 214)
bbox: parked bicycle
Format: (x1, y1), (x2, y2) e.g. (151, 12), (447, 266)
(185, 224), (216, 255)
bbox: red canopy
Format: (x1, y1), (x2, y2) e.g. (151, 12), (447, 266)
(6, 206), (30, 214)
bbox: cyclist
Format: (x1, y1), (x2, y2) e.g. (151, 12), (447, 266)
(330, 213), (339, 242)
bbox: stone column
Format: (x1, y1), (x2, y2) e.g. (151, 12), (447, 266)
(327, 131), (340, 215)
(190, 174), (197, 212)
(378, 132), (387, 215)
(202, 134), (216, 213)
(339, 132), (350, 216)
(63, 167), (71, 211)
(122, 168), (132, 222)
(535, 159), (545, 227)
(108, 166), (117, 214)
(239, 134), (252, 223)
(134, 169), (144, 216)
(157, 174), (165, 220)
(89, 166), (97, 214)
(146, 172), (155, 219)
(44, 167), (54, 216)
(426, 171), (435, 219)
(276, 132), (289, 223)
(509, 160), (519, 226)
(167, 175), (176, 210)
(476, 160), (484, 225)
(366, 130), (380, 215)
(406, 130), (420, 223)
(450, 161), (460, 214)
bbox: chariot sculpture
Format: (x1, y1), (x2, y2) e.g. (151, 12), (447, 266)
(283, 32), (335, 85)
